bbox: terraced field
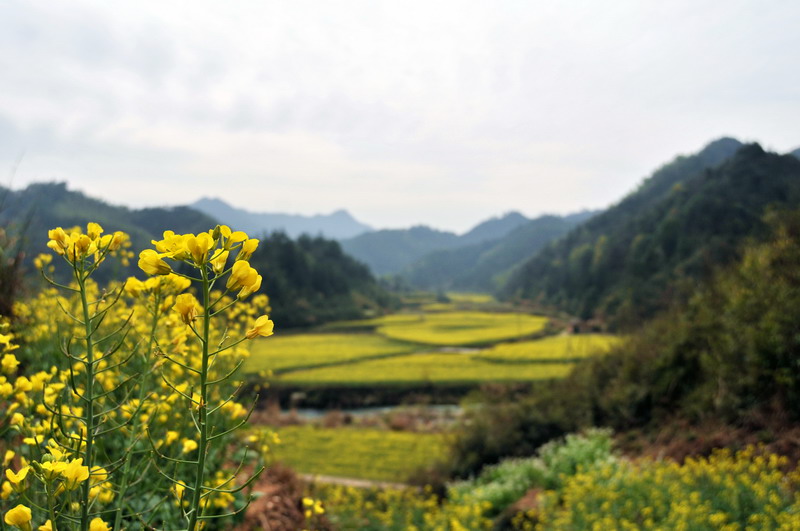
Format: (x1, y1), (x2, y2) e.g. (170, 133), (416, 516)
(476, 334), (621, 363)
(246, 306), (616, 387)
(375, 311), (549, 347)
(246, 333), (416, 373)
(270, 425), (447, 482)
(278, 352), (575, 385)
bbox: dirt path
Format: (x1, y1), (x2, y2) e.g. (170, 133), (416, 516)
(299, 473), (409, 490)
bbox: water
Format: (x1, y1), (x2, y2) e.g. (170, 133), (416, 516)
(285, 404), (462, 420)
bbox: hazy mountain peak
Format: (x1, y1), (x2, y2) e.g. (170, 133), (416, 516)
(189, 198), (372, 240)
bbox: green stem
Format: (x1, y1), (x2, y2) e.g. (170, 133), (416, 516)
(77, 269), (96, 531)
(47, 483), (59, 531)
(112, 296), (161, 530)
(187, 267), (212, 531)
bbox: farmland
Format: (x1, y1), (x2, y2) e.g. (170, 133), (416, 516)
(245, 302), (615, 389)
(475, 334), (620, 363)
(270, 425), (448, 482)
(278, 352), (576, 385)
(375, 311), (549, 346)
(246, 333), (416, 373)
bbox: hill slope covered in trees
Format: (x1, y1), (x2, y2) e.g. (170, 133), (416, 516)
(502, 139), (800, 327)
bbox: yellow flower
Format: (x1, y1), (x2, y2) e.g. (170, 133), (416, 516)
(182, 439), (198, 453)
(174, 293), (200, 325)
(165, 430), (179, 445)
(9, 412), (24, 426)
(246, 315), (274, 340)
(89, 517), (110, 531)
(39, 520), (53, 531)
(186, 232), (215, 264)
(4, 504), (32, 531)
(211, 250), (229, 275)
(3, 450), (14, 466)
(1, 481), (11, 500)
(40, 461), (67, 481)
(237, 238), (259, 260)
(173, 482), (186, 502)
(226, 261), (259, 293)
(90, 466), (108, 486)
(5, 467), (29, 492)
(61, 458), (90, 490)
(1, 354), (19, 374)
(46, 227), (69, 254)
(238, 274), (262, 299)
(33, 253), (52, 269)
(124, 277), (146, 297)
(86, 222), (103, 240)
(138, 249), (172, 276)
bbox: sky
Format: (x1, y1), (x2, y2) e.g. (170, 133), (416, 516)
(1, 0), (799, 233)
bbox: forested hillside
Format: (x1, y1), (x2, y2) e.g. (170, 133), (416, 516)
(248, 232), (397, 328)
(401, 213), (591, 291)
(502, 139), (800, 327)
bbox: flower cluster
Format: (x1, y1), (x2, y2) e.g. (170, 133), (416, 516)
(526, 446), (800, 530)
(2, 223), (275, 530)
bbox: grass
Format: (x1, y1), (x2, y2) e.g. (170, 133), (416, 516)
(269, 425), (448, 482)
(277, 352), (575, 385)
(375, 311), (550, 346)
(476, 334), (621, 363)
(245, 333), (417, 373)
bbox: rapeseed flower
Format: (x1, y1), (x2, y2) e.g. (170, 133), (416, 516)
(246, 315), (274, 339)
(4, 504), (32, 531)
(138, 249), (172, 275)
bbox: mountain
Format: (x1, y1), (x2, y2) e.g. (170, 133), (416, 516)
(0, 182), (219, 264)
(503, 139), (800, 328)
(1, 182), (393, 327)
(790, 147), (800, 160)
(340, 226), (461, 276)
(458, 212), (530, 246)
(401, 212), (595, 291)
(190, 197), (372, 240)
(340, 212), (531, 276)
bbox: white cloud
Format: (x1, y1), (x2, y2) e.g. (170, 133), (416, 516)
(1, 0), (798, 232)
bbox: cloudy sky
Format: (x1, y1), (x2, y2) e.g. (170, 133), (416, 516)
(1, 0), (798, 232)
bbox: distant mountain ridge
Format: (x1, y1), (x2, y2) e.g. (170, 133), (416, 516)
(0, 182), (393, 327)
(340, 211), (532, 276)
(190, 197), (373, 240)
(400, 211), (596, 291)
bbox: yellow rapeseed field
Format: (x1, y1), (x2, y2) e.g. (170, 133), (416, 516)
(477, 334), (620, 363)
(279, 352), (575, 385)
(375, 311), (549, 346)
(245, 333), (416, 373)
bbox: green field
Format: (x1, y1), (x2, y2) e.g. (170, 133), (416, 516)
(270, 425), (447, 482)
(375, 311), (549, 346)
(246, 310), (617, 387)
(476, 334), (621, 363)
(278, 352), (575, 385)
(245, 333), (416, 373)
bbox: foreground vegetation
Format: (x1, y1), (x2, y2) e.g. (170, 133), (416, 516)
(308, 429), (800, 530)
(2, 223), (273, 530)
(438, 209), (800, 480)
